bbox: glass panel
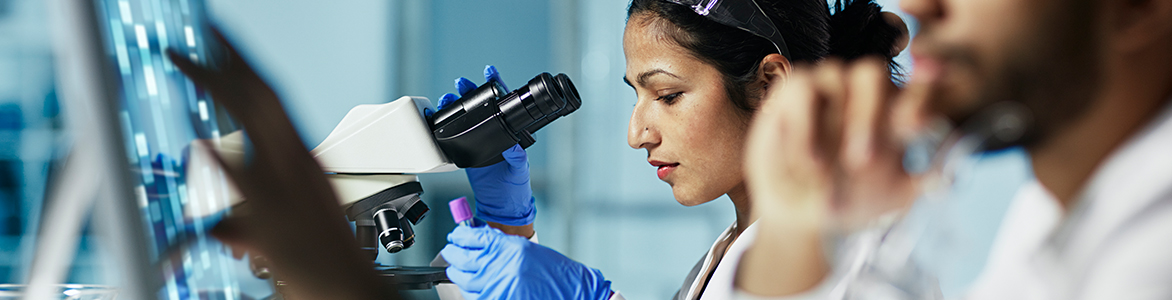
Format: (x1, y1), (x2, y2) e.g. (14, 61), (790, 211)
(92, 0), (264, 298)
(0, 0), (66, 286)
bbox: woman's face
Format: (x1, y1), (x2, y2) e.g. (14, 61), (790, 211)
(623, 14), (753, 206)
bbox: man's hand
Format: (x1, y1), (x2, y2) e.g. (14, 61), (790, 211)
(737, 58), (934, 296)
(746, 58), (926, 229)
(167, 27), (394, 300)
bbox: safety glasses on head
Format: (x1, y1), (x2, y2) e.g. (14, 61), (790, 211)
(662, 0), (791, 58)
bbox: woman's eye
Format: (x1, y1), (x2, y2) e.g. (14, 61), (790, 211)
(656, 92), (682, 104)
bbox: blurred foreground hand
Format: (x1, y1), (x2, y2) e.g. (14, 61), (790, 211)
(737, 58), (934, 296)
(167, 27), (395, 300)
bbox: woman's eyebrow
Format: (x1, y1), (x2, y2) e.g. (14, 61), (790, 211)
(623, 69), (681, 88)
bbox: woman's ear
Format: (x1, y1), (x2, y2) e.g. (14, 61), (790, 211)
(750, 54), (791, 109)
(758, 53), (791, 86)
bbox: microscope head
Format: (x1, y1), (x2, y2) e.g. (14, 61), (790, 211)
(312, 96), (458, 175)
(311, 96), (457, 255)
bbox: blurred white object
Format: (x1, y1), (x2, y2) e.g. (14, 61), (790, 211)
(0, 284), (117, 300)
(32, 0), (157, 299)
(184, 131), (247, 219)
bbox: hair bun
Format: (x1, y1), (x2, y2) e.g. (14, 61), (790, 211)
(828, 0), (906, 61)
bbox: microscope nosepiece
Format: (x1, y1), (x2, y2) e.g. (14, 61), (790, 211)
(348, 182), (426, 255)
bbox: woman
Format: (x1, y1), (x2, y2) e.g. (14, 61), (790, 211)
(439, 0), (908, 299)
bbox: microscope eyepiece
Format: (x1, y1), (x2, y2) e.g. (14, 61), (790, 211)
(430, 73), (581, 168)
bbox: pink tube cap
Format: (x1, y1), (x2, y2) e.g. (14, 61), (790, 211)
(449, 197), (473, 224)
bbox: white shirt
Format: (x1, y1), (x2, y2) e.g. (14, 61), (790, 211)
(732, 216), (927, 300)
(967, 101), (1172, 300)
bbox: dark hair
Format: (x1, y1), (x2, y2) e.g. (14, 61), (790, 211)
(627, 0), (904, 112)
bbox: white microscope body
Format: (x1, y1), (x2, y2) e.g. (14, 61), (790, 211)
(183, 96), (458, 295)
(186, 96), (457, 255)
(182, 72), (579, 298)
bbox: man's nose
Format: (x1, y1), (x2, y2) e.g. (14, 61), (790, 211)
(900, 0), (944, 25)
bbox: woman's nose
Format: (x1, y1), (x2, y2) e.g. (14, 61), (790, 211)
(628, 101), (659, 149)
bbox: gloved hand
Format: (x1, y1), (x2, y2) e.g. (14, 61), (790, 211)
(435, 65), (536, 226)
(441, 225), (613, 300)
(425, 65), (509, 117)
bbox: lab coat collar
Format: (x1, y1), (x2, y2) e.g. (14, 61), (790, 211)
(1050, 99), (1172, 261)
(679, 222), (739, 300)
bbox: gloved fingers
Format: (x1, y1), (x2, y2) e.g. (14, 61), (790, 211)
(463, 167), (503, 187)
(446, 225), (498, 249)
(438, 93), (459, 111)
(439, 244), (483, 272)
(445, 267), (484, 293)
(501, 144), (527, 166)
(501, 144), (530, 184)
(484, 65), (507, 91)
(456, 77), (478, 96)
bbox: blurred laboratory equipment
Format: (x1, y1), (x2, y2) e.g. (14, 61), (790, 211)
(32, 0), (231, 299)
(828, 102), (1034, 300)
(0, 284), (117, 300)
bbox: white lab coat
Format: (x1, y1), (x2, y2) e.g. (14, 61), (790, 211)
(674, 222), (759, 300)
(966, 100), (1172, 299)
(730, 99), (1172, 300)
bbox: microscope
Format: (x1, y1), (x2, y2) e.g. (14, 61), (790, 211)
(184, 72), (580, 296)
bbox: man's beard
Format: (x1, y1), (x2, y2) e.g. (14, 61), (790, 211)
(929, 0), (1104, 150)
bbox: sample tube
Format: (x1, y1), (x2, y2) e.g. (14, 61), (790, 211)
(449, 197), (473, 226)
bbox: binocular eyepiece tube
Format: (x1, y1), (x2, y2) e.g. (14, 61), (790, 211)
(430, 72), (581, 168)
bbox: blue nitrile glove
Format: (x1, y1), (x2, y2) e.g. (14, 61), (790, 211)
(441, 225), (613, 300)
(465, 144), (535, 225)
(433, 65), (536, 226)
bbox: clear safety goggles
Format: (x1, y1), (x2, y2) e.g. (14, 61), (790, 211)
(663, 0), (791, 58)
